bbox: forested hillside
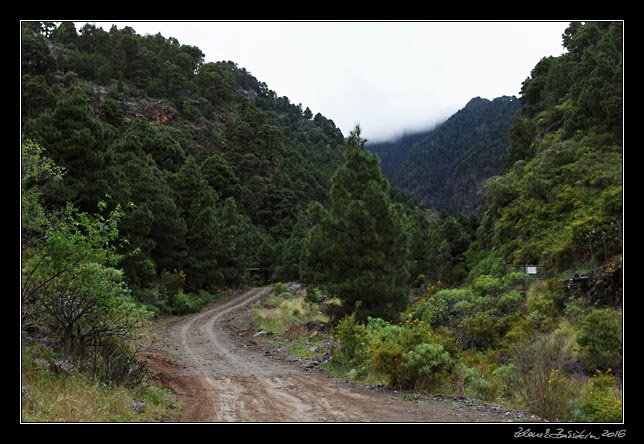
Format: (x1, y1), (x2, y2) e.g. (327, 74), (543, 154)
(21, 21), (623, 423)
(22, 21), (345, 297)
(299, 21), (623, 422)
(367, 96), (520, 213)
(469, 21), (623, 277)
(21, 22), (352, 418)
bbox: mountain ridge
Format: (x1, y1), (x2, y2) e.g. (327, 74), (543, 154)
(367, 96), (520, 214)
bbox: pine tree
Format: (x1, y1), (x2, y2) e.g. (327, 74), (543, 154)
(23, 88), (114, 210)
(171, 156), (222, 290)
(303, 126), (410, 322)
(104, 147), (187, 287)
(201, 154), (242, 200)
(273, 217), (306, 282)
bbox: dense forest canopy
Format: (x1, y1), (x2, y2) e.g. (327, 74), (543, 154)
(21, 20), (623, 305)
(21, 21), (483, 299)
(22, 21), (346, 295)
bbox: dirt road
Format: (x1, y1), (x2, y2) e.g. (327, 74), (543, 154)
(144, 287), (538, 422)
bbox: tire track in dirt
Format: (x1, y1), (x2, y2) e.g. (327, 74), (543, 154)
(146, 288), (541, 422)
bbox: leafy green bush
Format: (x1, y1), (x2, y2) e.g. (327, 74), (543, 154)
(472, 275), (504, 296)
(400, 342), (453, 389)
(463, 311), (502, 349)
(273, 282), (288, 296)
(160, 269), (186, 307)
(457, 359), (509, 402)
(572, 370), (622, 422)
(304, 287), (326, 303)
(498, 290), (524, 313)
(141, 302), (160, 317)
(502, 271), (530, 288)
(367, 315), (455, 390)
(577, 308), (622, 372)
(162, 290), (217, 315)
(415, 288), (474, 327)
(412, 282), (525, 351)
(468, 372), (498, 402)
(527, 280), (566, 329)
(330, 312), (458, 390)
(467, 250), (506, 278)
(330, 313), (369, 374)
(170, 291), (195, 315)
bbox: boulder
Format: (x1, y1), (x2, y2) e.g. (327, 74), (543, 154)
(21, 386), (34, 412)
(288, 283), (304, 293)
(130, 399), (146, 413)
(50, 360), (75, 376)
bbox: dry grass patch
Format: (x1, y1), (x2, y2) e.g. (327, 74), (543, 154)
(21, 343), (178, 423)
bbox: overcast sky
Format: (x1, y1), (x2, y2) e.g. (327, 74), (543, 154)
(82, 21), (569, 142)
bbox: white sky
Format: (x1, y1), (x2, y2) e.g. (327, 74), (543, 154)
(80, 21), (569, 142)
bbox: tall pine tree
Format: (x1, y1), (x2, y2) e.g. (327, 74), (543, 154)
(171, 156), (222, 290)
(303, 126), (409, 322)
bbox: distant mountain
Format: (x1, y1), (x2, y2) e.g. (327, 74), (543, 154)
(367, 96), (520, 213)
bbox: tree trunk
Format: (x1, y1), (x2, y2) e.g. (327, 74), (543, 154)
(62, 326), (73, 361)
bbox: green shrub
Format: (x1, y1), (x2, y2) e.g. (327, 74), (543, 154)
(492, 364), (516, 400)
(467, 251), (506, 278)
(572, 370), (622, 422)
(273, 282), (289, 296)
(331, 313), (369, 372)
(527, 279), (566, 324)
(462, 311), (501, 349)
(458, 363), (501, 402)
(416, 288), (475, 327)
(498, 290), (524, 314)
(367, 316), (454, 390)
(162, 290), (216, 315)
(577, 308), (622, 372)
(160, 269), (186, 306)
(472, 275), (504, 296)
(510, 330), (578, 421)
(503, 271), (530, 288)
(400, 342), (453, 389)
(367, 323), (407, 385)
(305, 287), (326, 303)
(141, 302), (160, 317)
(414, 284), (524, 351)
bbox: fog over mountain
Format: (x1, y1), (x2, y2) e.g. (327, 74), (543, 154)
(80, 21), (568, 141)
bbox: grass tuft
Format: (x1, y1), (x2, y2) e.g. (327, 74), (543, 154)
(21, 343), (179, 422)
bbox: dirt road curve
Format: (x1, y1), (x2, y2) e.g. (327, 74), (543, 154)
(144, 287), (537, 422)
